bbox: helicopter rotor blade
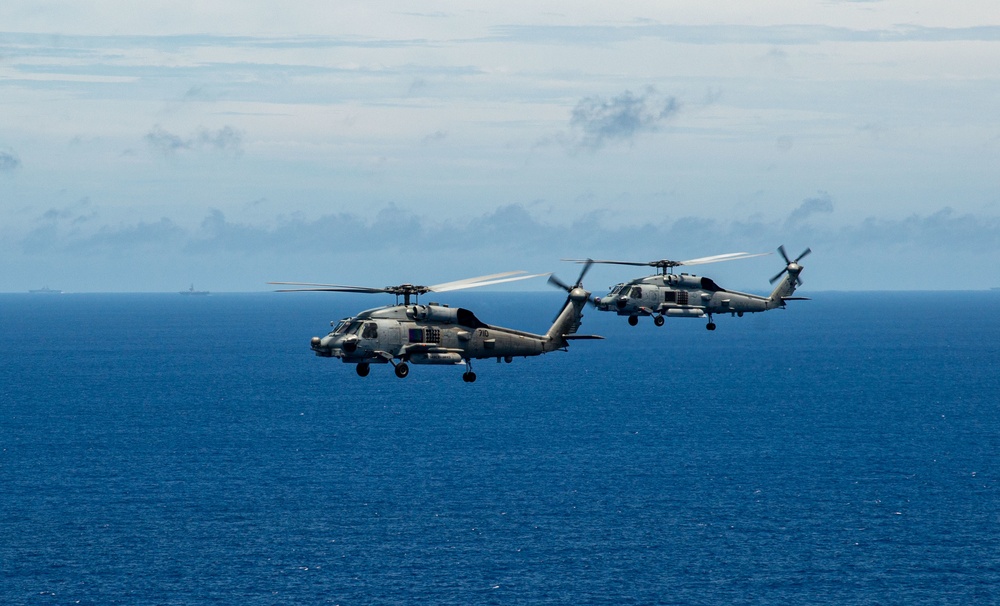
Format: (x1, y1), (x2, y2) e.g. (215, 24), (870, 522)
(677, 251), (771, 266)
(268, 281), (384, 291)
(549, 259), (593, 292)
(548, 274), (573, 292)
(564, 252), (768, 269)
(429, 271), (528, 292)
(430, 271), (549, 293)
(769, 246), (811, 284)
(574, 259), (594, 287)
(548, 262), (595, 322)
(269, 285), (389, 294)
(270, 271), (547, 296)
(562, 258), (651, 267)
(777, 245), (791, 265)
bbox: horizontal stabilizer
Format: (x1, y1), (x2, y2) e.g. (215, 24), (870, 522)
(781, 297), (811, 301)
(564, 334), (604, 340)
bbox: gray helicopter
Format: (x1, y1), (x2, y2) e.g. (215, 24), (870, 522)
(573, 246), (811, 330)
(269, 264), (600, 382)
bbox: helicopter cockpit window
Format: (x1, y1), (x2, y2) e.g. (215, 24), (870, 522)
(362, 322), (378, 339)
(610, 283), (626, 295)
(346, 321), (364, 335)
(332, 320), (350, 334)
(630, 287), (642, 298)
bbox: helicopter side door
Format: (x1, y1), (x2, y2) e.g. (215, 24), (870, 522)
(629, 285), (659, 313)
(627, 286), (643, 312)
(359, 321), (381, 356)
(380, 322), (401, 355)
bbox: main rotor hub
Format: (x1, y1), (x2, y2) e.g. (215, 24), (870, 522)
(384, 283), (432, 305)
(651, 260), (683, 275)
(384, 284), (430, 295)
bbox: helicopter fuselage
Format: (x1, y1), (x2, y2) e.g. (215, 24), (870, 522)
(277, 265), (596, 382)
(597, 273), (778, 318)
(578, 245), (808, 330)
(311, 303), (563, 366)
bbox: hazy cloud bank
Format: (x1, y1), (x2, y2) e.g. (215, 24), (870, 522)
(19, 201), (1000, 258)
(12, 200), (1000, 290)
(489, 23), (1000, 47)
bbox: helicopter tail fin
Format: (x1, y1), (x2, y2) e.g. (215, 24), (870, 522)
(766, 245), (810, 308)
(545, 290), (602, 347)
(545, 260), (602, 348)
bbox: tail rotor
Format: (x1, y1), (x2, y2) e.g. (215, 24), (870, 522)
(770, 245), (811, 285)
(548, 258), (593, 294)
(549, 259), (595, 319)
(546, 259), (595, 335)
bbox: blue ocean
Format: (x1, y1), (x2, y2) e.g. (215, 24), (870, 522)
(2, 291), (998, 605)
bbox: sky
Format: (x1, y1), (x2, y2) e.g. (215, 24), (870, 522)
(1, 1), (999, 292)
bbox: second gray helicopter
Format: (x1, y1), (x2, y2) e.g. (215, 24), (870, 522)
(572, 246), (811, 330)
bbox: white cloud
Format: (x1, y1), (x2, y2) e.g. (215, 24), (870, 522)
(569, 88), (679, 150)
(786, 192), (834, 226)
(144, 125), (245, 156)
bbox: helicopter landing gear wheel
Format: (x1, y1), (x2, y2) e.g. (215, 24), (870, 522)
(628, 315), (639, 326)
(462, 359), (477, 382)
(706, 322), (716, 331)
(356, 363), (370, 377)
(654, 315), (665, 327)
(394, 362), (409, 378)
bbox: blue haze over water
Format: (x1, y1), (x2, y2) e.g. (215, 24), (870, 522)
(1, 291), (999, 604)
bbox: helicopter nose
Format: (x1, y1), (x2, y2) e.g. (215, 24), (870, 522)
(311, 336), (335, 357)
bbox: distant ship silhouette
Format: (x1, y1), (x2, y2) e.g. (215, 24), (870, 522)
(180, 284), (209, 296)
(29, 286), (62, 294)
